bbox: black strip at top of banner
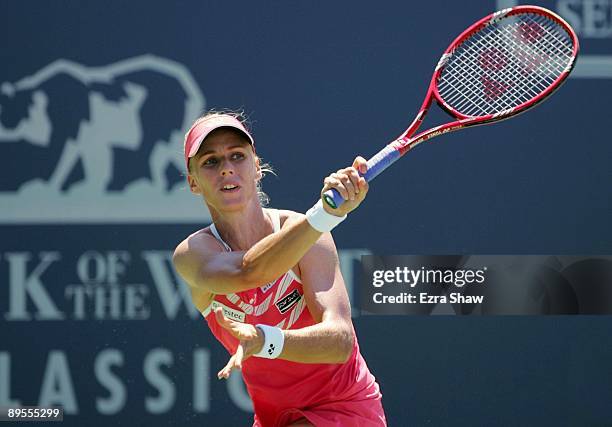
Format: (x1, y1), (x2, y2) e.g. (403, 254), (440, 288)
(359, 255), (612, 315)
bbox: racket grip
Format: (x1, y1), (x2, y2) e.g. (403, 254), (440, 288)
(322, 144), (401, 209)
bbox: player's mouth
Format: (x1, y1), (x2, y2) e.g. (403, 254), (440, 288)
(220, 184), (240, 193)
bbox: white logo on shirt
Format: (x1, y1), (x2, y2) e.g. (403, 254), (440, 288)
(211, 301), (246, 323)
(261, 282), (275, 293)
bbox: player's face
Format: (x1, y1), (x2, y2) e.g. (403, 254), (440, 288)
(188, 128), (260, 212)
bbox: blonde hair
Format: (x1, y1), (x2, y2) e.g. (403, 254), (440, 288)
(186, 109), (275, 206)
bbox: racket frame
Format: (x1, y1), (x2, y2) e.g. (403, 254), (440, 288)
(323, 5), (579, 209)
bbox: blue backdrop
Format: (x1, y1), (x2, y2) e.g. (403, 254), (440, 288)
(1, 0), (611, 425)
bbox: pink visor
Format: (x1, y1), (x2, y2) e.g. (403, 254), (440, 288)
(184, 114), (255, 170)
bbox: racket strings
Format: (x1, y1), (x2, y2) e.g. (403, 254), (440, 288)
(443, 51), (528, 113)
(447, 16), (567, 114)
(472, 16), (571, 88)
(444, 14), (569, 114)
(437, 13), (574, 117)
(443, 14), (571, 115)
(443, 26), (546, 113)
(454, 23), (555, 106)
(440, 46), (519, 114)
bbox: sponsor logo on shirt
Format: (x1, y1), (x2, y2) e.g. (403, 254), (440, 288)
(260, 282), (275, 293)
(211, 301), (246, 323)
(275, 289), (302, 314)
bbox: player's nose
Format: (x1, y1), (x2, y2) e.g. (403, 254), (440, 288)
(220, 162), (235, 176)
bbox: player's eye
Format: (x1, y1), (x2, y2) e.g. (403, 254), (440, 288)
(202, 157), (217, 166)
(231, 152), (245, 160)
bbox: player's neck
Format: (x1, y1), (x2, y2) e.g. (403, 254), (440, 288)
(208, 201), (273, 251)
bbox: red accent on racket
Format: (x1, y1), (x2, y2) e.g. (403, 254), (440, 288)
(323, 5), (579, 209)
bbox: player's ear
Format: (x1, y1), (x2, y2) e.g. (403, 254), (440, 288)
(187, 173), (201, 195)
(254, 156), (263, 181)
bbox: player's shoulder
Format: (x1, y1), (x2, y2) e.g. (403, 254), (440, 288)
(173, 227), (225, 266)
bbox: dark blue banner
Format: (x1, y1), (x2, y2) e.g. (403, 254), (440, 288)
(2, 0), (612, 425)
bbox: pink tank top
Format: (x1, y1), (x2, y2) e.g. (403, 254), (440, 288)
(202, 209), (382, 426)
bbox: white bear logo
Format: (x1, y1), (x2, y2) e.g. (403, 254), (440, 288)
(0, 55), (210, 223)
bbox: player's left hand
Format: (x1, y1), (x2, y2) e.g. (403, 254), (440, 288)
(214, 307), (264, 379)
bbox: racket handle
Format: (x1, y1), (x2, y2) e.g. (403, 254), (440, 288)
(322, 143), (402, 209)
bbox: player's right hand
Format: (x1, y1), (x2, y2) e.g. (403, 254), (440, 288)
(321, 156), (369, 217)
(214, 307), (264, 379)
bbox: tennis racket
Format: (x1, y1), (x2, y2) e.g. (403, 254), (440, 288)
(323, 5), (579, 209)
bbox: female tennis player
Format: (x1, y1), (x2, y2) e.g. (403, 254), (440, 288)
(173, 112), (386, 427)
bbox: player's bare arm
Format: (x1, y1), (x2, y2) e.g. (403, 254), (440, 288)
(173, 157), (368, 296)
(278, 228), (355, 364)
(216, 215), (356, 379)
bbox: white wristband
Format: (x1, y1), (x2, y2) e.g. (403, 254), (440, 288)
(305, 200), (347, 233)
(254, 324), (285, 359)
